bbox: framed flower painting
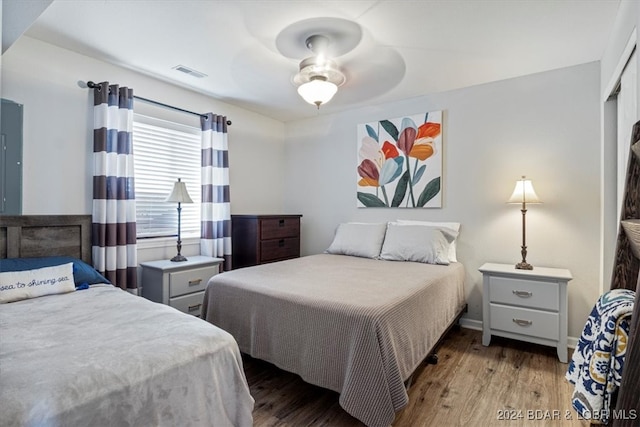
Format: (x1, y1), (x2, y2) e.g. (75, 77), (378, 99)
(356, 111), (443, 208)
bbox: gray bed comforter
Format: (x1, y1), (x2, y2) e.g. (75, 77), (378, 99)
(202, 254), (466, 427)
(0, 284), (254, 427)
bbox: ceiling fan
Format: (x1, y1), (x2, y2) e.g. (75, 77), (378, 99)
(275, 17), (361, 109)
(274, 17), (405, 110)
(293, 34), (346, 108)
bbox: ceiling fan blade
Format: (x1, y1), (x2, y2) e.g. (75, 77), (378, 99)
(337, 46), (406, 104)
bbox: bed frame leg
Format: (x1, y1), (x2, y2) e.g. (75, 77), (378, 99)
(424, 303), (466, 366)
(405, 375), (413, 389)
(406, 304), (465, 389)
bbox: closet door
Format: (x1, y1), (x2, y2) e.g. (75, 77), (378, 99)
(616, 50), (637, 222)
(0, 98), (23, 215)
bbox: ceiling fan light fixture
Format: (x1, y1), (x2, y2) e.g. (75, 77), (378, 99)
(297, 76), (338, 108)
(293, 34), (346, 109)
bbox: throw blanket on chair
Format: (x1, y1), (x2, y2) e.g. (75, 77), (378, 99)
(566, 289), (635, 424)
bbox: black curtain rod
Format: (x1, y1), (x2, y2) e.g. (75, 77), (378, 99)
(85, 81), (232, 126)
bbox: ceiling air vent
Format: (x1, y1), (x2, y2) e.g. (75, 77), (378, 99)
(172, 65), (207, 79)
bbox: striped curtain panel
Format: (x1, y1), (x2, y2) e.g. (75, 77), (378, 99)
(200, 113), (232, 271)
(92, 82), (138, 291)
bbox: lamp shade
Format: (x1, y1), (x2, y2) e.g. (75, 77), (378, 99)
(297, 78), (338, 107)
(507, 176), (542, 204)
(165, 178), (193, 203)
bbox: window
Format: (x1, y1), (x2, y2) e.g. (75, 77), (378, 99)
(132, 114), (201, 238)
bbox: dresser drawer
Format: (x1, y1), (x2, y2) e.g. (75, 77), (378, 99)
(170, 292), (205, 317)
(490, 304), (559, 340)
(260, 218), (300, 240)
(260, 237), (300, 262)
(169, 265), (219, 298)
(489, 276), (559, 311)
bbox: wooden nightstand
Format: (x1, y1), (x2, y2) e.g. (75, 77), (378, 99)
(140, 256), (223, 317)
(479, 262), (573, 362)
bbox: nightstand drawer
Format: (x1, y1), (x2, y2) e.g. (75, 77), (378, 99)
(260, 218), (300, 239)
(169, 265), (219, 298)
(170, 292), (205, 317)
(489, 276), (559, 311)
(260, 237), (300, 262)
(490, 304), (559, 340)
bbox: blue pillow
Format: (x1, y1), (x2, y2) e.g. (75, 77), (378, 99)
(0, 256), (111, 286)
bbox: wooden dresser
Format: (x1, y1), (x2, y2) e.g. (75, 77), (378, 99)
(231, 214), (302, 269)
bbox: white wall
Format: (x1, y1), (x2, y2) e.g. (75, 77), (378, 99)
(601, 1), (639, 99)
(1, 0), (52, 53)
(283, 62), (601, 339)
(1, 36), (286, 262)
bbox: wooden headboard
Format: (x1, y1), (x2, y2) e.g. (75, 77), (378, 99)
(0, 215), (92, 263)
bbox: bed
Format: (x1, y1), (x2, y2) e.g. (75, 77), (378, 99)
(202, 221), (466, 427)
(0, 215), (254, 427)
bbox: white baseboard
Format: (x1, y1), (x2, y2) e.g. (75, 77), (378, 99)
(458, 318), (578, 349)
(458, 317), (482, 331)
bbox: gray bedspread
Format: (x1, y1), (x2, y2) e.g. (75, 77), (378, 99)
(0, 284), (254, 427)
(202, 254), (466, 427)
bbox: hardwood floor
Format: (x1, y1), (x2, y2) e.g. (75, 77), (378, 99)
(244, 327), (589, 426)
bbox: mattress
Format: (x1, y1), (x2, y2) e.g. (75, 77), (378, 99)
(0, 284), (254, 427)
(202, 253), (466, 427)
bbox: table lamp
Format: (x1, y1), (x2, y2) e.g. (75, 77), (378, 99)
(166, 178), (193, 262)
(507, 176), (542, 270)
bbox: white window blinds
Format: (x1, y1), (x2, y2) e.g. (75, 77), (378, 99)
(132, 114), (201, 238)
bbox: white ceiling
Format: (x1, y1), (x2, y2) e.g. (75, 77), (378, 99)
(22, 0), (621, 122)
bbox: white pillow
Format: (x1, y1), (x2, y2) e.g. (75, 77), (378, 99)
(395, 220), (461, 262)
(380, 223), (457, 265)
(0, 262), (75, 303)
(325, 222), (387, 259)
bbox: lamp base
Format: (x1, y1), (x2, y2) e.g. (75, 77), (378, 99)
(515, 261), (533, 270)
(170, 254), (188, 262)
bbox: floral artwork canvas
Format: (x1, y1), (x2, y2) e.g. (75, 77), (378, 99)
(357, 111), (443, 208)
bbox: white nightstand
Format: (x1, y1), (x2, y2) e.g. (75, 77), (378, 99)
(479, 263), (572, 363)
(140, 256), (223, 317)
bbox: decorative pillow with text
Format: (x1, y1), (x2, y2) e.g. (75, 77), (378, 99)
(0, 262), (75, 303)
